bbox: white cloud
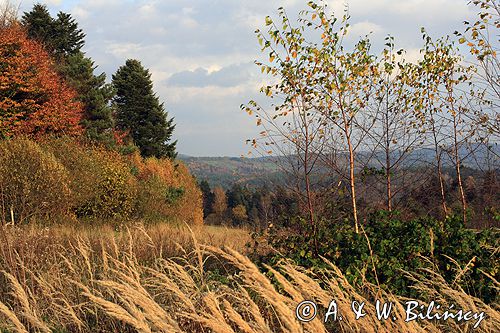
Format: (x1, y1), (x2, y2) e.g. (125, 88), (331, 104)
(348, 21), (384, 38)
(43, 0), (62, 5)
(72, 6), (89, 20)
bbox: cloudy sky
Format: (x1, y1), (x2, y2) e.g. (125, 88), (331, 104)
(7, 0), (478, 156)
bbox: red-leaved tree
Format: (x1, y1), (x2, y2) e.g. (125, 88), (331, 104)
(0, 23), (83, 138)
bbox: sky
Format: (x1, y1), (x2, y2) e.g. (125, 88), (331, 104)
(5, 0), (479, 156)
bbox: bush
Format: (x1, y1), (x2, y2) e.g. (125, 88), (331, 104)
(44, 138), (137, 219)
(263, 212), (499, 304)
(130, 153), (203, 224)
(0, 137), (203, 225)
(0, 138), (72, 224)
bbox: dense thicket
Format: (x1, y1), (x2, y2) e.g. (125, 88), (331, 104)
(261, 212), (499, 304)
(0, 137), (202, 225)
(0, 138), (72, 224)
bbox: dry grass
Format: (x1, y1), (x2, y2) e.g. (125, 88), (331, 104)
(0, 222), (498, 332)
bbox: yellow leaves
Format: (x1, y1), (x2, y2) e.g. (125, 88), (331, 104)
(256, 118), (262, 126)
(291, 50), (298, 59)
(269, 55), (275, 63)
(312, 13), (317, 20)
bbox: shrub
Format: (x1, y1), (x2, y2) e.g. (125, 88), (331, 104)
(0, 138), (72, 224)
(44, 137), (137, 219)
(263, 212), (499, 304)
(130, 153), (203, 224)
(0, 137), (203, 224)
(78, 151), (137, 219)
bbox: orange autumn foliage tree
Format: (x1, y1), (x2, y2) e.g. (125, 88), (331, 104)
(0, 24), (83, 138)
(129, 152), (203, 225)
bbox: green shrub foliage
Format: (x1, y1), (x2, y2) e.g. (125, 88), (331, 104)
(262, 212), (499, 304)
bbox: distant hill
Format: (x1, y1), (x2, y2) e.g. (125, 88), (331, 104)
(179, 143), (499, 189)
(178, 155), (284, 189)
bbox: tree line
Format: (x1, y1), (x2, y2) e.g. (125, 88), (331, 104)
(0, 2), (203, 226)
(1, 3), (176, 159)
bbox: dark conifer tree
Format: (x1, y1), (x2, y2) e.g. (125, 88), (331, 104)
(21, 4), (54, 49)
(112, 59), (177, 159)
(52, 12), (85, 57)
(59, 53), (115, 143)
(22, 4), (85, 58)
(199, 180), (215, 218)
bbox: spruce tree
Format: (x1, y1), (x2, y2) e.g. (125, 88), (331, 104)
(21, 4), (54, 50)
(52, 12), (85, 57)
(59, 52), (115, 144)
(22, 4), (85, 58)
(112, 59), (177, 159)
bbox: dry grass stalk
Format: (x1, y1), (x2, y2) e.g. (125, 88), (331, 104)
(0, 223), (497, 333)
(0, 300), (28, 333)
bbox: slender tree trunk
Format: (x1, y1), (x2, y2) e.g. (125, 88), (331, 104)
(303, 117), (318, 253)
(386, 147), (392, 212)
(342, 111), (359, 233)
(445, 67), (467, 224)
(385, 88), (393, 212)
(454, 145), (467, 224)
(430, 116), (448, 217)
(451, 109), (467, 225)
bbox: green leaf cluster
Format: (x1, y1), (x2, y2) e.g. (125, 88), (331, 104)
(264, 212), (499, 304)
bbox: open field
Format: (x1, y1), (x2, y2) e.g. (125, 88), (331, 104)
(0, 222), (251, 270)
(0, 222), (498, 333)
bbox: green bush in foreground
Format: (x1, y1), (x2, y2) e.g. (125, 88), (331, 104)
(262, 212), (499, 304)
(43, 137), (137, 219)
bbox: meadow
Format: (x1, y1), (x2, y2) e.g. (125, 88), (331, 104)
(0, 222), (498, 333)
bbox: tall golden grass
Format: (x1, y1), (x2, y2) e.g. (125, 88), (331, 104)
(0, 223), (498, 332)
